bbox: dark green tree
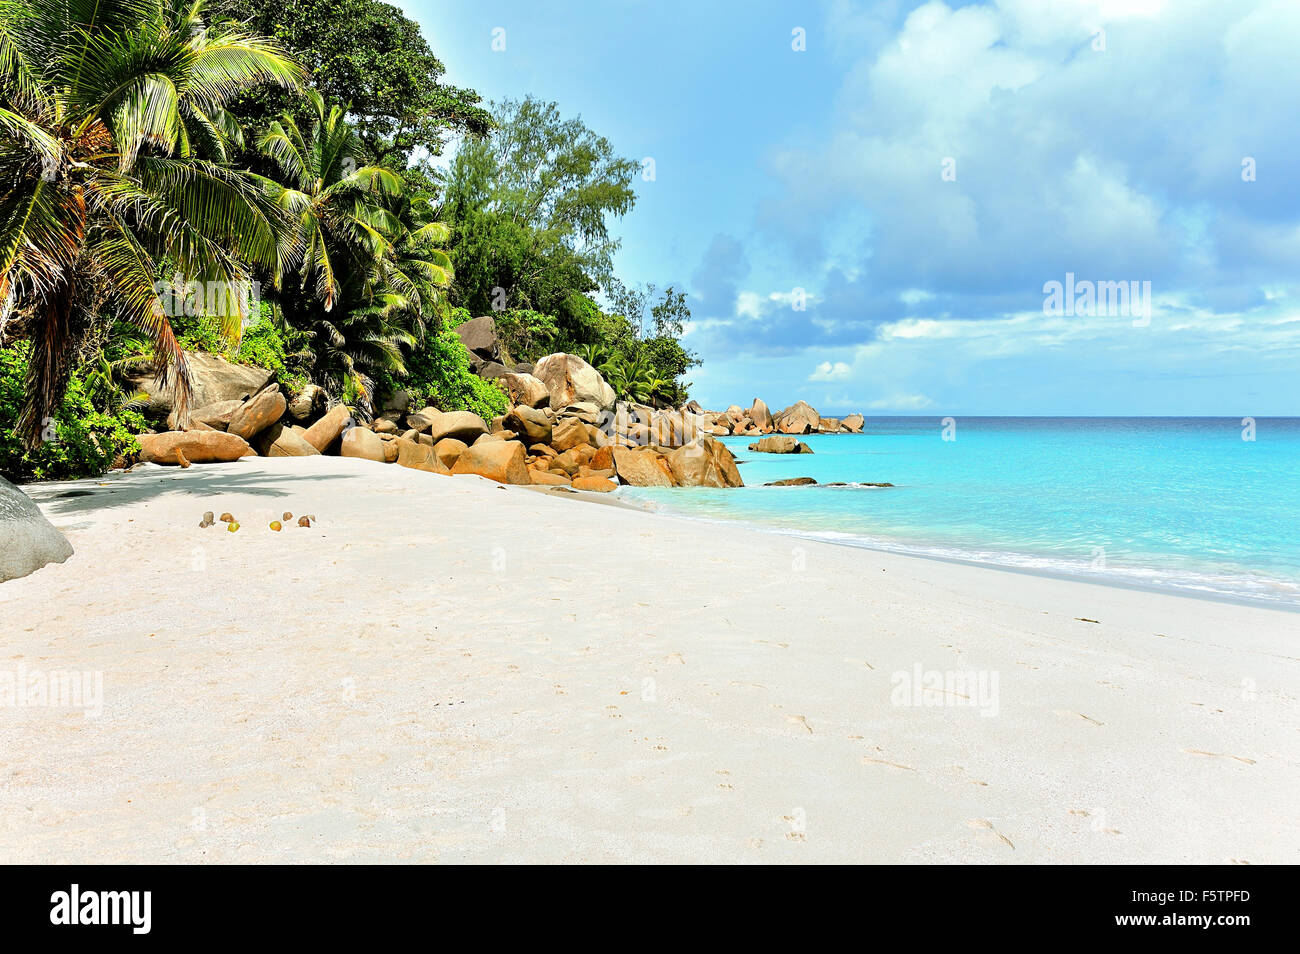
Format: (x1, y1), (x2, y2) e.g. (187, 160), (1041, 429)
(218, 0), (492, 163)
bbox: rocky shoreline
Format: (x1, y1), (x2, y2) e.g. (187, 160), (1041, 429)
(128, 350), (867, 491)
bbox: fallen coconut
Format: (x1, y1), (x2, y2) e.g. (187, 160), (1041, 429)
(270, 521), (282, 532)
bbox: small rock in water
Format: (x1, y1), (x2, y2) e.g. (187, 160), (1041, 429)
(764, 477), (818, 486)
(270, 520), (282, 532)
(219, 512), (234, 523)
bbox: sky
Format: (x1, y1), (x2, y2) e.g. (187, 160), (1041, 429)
(405, 0), (1300, 415)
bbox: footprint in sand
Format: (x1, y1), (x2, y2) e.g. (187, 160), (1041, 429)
(862, 755), (915, 772)
(1053, 709), (1104, 726)
(967, 818), (1015, 849)
(1182, 749), (1256, 765)
(949, 766), (988, 787)
(787, 715), (813, 734)
(1069, 809), (1120, 834)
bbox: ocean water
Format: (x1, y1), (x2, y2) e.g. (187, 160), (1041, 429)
(619, 417), (1300, 608)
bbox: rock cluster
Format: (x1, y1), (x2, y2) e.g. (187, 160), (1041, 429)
(689, 399), (864, 436)
(127, 350), (868, 494)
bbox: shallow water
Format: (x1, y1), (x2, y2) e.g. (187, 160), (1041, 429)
(620, 417), (1300, 607)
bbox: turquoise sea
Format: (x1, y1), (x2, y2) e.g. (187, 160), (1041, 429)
(620, 417), (1300, 608)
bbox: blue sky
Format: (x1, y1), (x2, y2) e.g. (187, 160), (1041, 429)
(406, 0), (1300, 415)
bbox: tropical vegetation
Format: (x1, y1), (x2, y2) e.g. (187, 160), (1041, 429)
(0, 0), (698, 481)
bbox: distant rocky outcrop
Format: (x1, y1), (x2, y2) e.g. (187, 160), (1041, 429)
(0, 476), (74, 583)
(748, 435), (813, 454)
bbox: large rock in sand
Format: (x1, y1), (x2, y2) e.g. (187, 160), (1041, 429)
(0, 476), (74, 582)
(572, 475), (616, 493)
(450, 440), (532, 484)
(256, 423), (320, 457)
(667, 437), (744, 488)
(127, 352), (273, 421)
(611, 446), (677, 487)
(303, 405), (352, 452)
(227, 387), (286, 440)
(533, 353), (616, 411)
(138, 430), (254, 464)
(168, 398), (241, 431)
(340, 426), (391, 463)
(392, 437), (449, 474)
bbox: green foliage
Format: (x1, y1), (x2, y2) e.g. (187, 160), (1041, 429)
(491, 309), (558, 365)
(444, 97), (638, 321)
(253, 91), (456, 411)
(219, 0), (493, 163)
(1, 343), (146, 482)
(0, 0), (304, 444)
(168, 310), (311, 393)
(378, 331), (507, 421)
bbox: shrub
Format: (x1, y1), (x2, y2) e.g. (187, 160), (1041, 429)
(1, 343), (147, 483)
(171, 306), (310, 393)
(381, 331), (508, 420)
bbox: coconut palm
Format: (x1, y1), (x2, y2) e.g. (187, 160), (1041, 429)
(295, 208), (456, 413)
(258, 101), (457, 408)
(0, 0), (303, 442)
(255, 89), (403, 313)
(601, 350), (669, 405)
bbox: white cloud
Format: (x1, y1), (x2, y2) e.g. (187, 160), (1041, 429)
(809, 361), (852, 381)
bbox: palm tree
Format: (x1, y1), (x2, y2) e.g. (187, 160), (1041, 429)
(602, 350), (669, 405)
(255, 89), (402, 312)
(258, 98), (455, 408)
(0, 0), (304, 442)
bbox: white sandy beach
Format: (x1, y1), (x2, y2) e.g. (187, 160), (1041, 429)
(1, 455), (1296, 864)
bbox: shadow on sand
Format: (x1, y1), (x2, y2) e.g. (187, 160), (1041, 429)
(24, 462), (367, 520)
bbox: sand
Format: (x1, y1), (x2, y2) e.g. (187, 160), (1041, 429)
(1, 455), (1295, 863)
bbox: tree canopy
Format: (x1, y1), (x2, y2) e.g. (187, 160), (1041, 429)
(218, 0), (493, 162)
